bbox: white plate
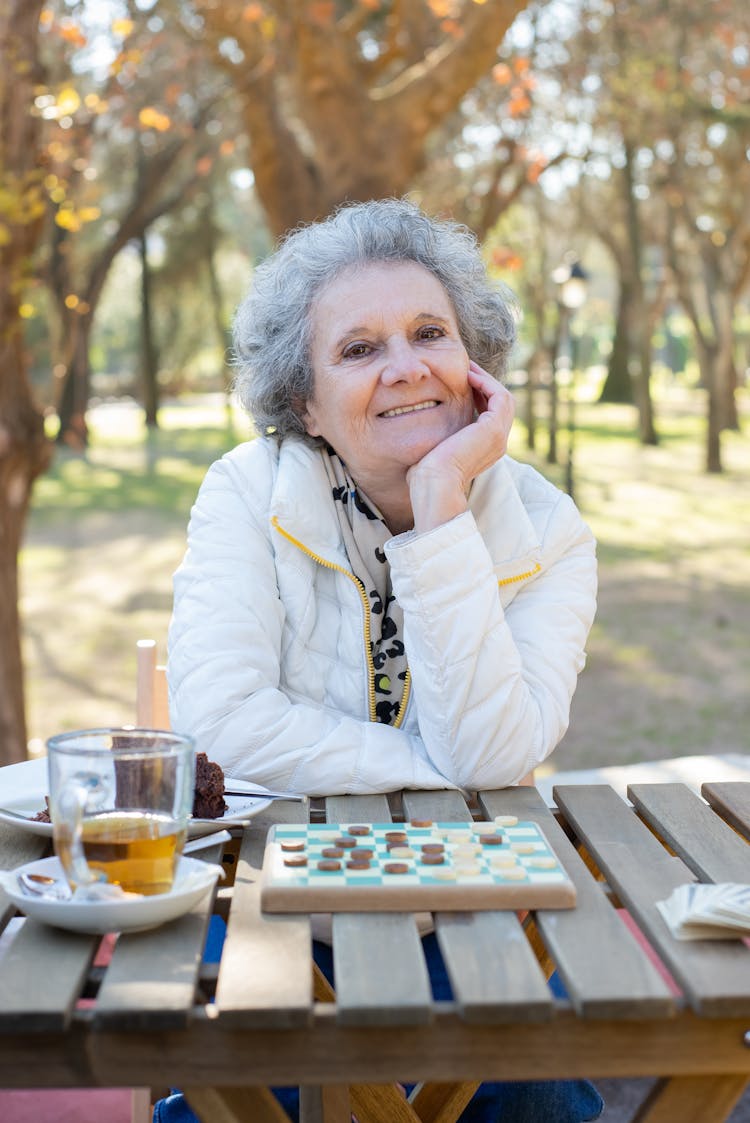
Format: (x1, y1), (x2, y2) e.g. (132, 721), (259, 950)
(0, 854), (222, 934)
(0, 757), (272, 839)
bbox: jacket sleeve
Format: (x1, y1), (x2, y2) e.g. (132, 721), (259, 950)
(167, 456), (452, 796)
(385, 494), (597, 789)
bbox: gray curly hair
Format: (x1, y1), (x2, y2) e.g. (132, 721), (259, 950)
(232, 197), (517, 441)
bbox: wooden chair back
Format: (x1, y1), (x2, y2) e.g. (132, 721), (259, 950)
(135, 639), (170, 729)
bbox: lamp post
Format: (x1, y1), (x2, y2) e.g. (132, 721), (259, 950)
(551, 256), (589, 503)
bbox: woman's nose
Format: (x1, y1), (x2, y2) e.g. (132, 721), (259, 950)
(380, 339), (429, 384)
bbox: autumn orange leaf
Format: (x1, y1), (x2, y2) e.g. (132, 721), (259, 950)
(492, 63), (512, 85)
(138, 107), (172, 132)
(58, 22), (87, 48)
(527, 160), (547, 184)
(508, 96), (531, 116)
(491, 246), (522, 270)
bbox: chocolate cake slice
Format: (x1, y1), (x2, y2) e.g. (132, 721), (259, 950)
(193, 752), (228, 819)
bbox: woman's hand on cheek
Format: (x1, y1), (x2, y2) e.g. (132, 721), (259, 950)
(467, 361), (515, 459)
(406, 361), (515, 534)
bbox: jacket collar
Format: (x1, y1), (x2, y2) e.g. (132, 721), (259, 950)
(271, 438), (351, 566)
(270, 438), (542, 575)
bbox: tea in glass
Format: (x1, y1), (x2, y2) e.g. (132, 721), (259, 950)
(47, 728), (195, 897)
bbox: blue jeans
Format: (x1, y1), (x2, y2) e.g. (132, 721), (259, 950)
(154, 925), (603, 1123)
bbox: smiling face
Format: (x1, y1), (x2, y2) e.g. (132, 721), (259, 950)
(303, 261), (473, 500)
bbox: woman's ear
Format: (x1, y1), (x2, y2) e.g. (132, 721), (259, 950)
(296, 397), (320, 437)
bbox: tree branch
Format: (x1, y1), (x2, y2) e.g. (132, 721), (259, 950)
(372, 0), (526, 140)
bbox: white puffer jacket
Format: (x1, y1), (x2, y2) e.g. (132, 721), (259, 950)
(168, 436), (597, 795)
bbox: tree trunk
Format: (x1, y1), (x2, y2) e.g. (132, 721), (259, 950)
(140, 233), (160, 428)
(622, 141), (658, 445)
(599, 281), (635, 403)
(202, 197), (231, 390)
(56, 310), (93, 449)
(200, 1), (528, 236)
(0, 0), (53, 764)
(722, 358), (740, 431)
(547, 311), (564, 466)
(695, 338), (723, 473)
(634, 328), (658, 446)
(0, 327), (51, 764)
(524, 350), (543, 453)
(715, 294), (739, 432)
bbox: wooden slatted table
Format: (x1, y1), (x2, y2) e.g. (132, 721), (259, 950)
(1, 783), (749, 1123)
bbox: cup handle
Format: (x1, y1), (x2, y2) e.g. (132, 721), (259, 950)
(57, 780), (106, 888)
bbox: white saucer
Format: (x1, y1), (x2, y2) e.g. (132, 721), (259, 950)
(0, 757), (272, 838)
(0, 854), (222, 934)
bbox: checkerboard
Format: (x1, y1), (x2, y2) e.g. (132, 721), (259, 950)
(260, 819), (576, 912)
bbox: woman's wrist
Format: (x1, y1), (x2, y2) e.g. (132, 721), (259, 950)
(407, 464), (468, 534)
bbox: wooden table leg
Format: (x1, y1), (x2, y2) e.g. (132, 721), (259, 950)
(300, 1084), (351, 1122)
(350, 1083), (422, 1122)
(633, 1075), (749, 1123)
(184, 1085), (292, 1123)
(409, 1081), (482, 1122)
(314, 949), (484, 1123)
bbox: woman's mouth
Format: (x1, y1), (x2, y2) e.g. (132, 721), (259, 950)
(379, 400), (440, 418)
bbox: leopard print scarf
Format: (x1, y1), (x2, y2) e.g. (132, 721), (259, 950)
(321, 448), (409, 725)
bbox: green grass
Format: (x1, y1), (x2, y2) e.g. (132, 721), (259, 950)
(20, 388), (750, 770)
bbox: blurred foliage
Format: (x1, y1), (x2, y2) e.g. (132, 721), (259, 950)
(5, 0), (748, 464)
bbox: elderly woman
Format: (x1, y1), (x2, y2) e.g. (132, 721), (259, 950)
(164, 198), (601, 1123)
(168, 198), (596, 798)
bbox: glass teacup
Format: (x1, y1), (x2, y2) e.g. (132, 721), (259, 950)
(47, 728), (195, 896)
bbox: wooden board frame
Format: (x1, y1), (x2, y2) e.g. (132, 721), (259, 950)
(260, 820), (576, 914)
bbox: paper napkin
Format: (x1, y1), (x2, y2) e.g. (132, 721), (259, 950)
(657, 883), (750, 940)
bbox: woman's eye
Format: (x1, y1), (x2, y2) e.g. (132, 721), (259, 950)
(342, 341), (372, 359)
(418, 325), (444, 340)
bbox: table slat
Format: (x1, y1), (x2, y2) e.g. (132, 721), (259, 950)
(627, 783), (750, 883)
(94, 841), (226, 1030)
(332, 912), (432, 1026)
(480, 786), (676, 1019)
(404, 790), (554, 1024)
(94, 895), (216, 1030)
(701, 782), (750, 844)
(554, 784), (750, 1016)
(215, 803), (313, 1028)
(326, 795), (433, 1027)
(325, 795), (391, 824)
(401, 790), (472, 823)
(0, 919), (97, 1032)
(435, 911), (553, 1024)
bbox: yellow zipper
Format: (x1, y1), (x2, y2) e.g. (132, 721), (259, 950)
(497, 562), (541, 587)
(271, 516), (411, 728)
